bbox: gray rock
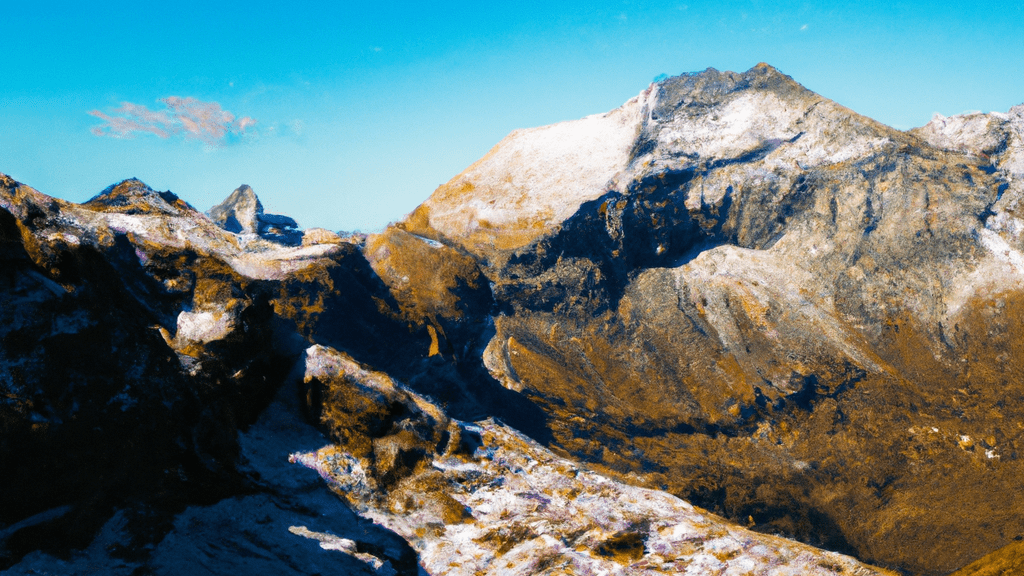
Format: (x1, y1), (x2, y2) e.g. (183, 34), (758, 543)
(208, 184), (302, 245)
(208, 184), (263, 234)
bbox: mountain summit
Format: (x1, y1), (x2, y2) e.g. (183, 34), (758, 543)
(208, 184), (301, 244)
(208, 184), (263, 234)
(404, 64), (898, 259)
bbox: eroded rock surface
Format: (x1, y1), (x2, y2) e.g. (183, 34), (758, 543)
(292, 345), (894, 576)
(208, 184), (302, 244)
(0, 175), (422, 571)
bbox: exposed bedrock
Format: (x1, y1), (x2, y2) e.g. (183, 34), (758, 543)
(291, 344), (895, 576)
(0, 175), (543, 571)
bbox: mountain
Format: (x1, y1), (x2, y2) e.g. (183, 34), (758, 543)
(388, 63), (1024, 575)
(207, 184), (302, 244)
(1, 63), (1022, 575)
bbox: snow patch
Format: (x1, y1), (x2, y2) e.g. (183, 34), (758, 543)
(945, 228), (1024, 320)
(288, 526), (397, 574)
(293, 417), (891, 576)
(423, 90), (651, 248)
(174, 309), (235, 344)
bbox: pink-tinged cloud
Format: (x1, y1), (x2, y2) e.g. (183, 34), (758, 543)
(88, 97), (256, 145)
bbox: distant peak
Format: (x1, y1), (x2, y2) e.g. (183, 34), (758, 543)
(89, 179), (152, 203)
(84, 179), (191, 216)
(208, 185), (301, 244)
(101, 178), (150, 194)
(745, 62), (792, 82)
(209, 185), (264, 234)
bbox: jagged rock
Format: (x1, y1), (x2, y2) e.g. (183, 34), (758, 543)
(911, 105), (1024, 253)
(208, 184), (263, 234)
(0, 175), (421, 570)
(260, 211), (300, 230)
(0, 176), (280, 566)
(364, 226), (494, 360)
(3, 365), (419, 575)
(291, 345), (895, 576)
(208, 184), (303, 245)
(301, 344), (452, 488)
(258, 212), (302, 245)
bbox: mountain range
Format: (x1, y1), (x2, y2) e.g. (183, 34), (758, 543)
(2, 63), (1023, 576)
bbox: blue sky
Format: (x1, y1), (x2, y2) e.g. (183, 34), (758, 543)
(3, 1), (1023, 232)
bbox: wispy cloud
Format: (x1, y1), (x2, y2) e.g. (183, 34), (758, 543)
(88, 97), (256, 146)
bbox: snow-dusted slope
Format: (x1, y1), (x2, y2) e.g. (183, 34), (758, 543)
(405, 87), (651, 254)
(292, 345), (894, 576)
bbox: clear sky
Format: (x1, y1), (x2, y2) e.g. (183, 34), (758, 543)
(3, 1), (1023, 232)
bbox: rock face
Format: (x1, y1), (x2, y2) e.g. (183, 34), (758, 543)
(293, 346), (895, 576)
(2, 63), (1023, 576)
(208, 184), (302, 244)
(1, 177), (278, 561)
(207, 183), (263, 233)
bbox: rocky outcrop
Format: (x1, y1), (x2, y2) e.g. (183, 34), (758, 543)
(291, 345), (895, 576)
(4, 356), (419, 575)
(207, 184), (262, 234)
(0, 177), (281, 562)
(0, 175), (423, 571)
(301, 345), (455, 489)
(363, 226), (494, 361)
(208, 184), (302, 244)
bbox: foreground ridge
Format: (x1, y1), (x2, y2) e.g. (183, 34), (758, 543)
(292, 345), (895, 576)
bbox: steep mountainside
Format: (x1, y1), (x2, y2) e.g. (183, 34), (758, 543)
(2, 63), (1022, 576)
(389, 64), (1024, 575)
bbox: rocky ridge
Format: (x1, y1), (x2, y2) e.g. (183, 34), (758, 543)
(3, 63), (1024, 576)
(292, 347), (892, 576)
(0, 175), (422, 572)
